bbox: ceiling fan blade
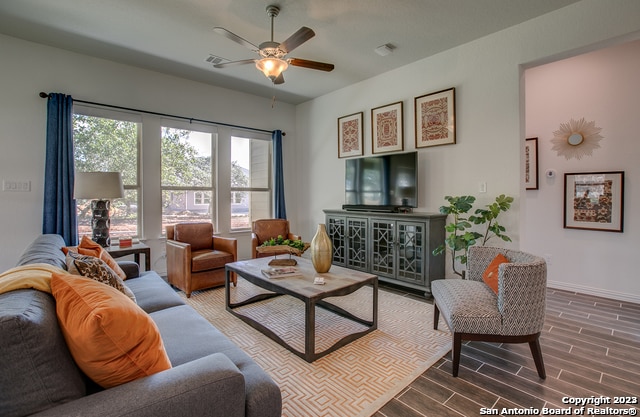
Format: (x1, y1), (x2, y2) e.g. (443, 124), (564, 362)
(279, 27), (315, 53)
(213, 59), (256, 69)
(213, 27), (258, 51)
(273, 73), (285, 85)
(289, 58), (334, 72)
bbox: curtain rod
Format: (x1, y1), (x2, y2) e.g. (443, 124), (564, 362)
(38, 92), (284, 136)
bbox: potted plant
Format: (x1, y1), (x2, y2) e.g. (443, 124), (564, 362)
(433, 194), (513, 278)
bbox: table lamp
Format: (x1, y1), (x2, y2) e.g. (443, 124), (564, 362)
(74, 172), (124, 247)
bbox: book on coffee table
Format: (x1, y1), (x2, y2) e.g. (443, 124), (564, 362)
(261, 267), (302, 279)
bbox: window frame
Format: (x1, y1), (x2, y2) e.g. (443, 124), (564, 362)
(160, 120), (218, 233)
(230, 131), (273, 231)
(72, 105), (143, 239)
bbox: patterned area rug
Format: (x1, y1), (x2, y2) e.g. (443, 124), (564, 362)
(180, 279), (451, 417)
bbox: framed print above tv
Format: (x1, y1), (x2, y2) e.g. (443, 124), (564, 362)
(337, 112), (364, 158)
(564, 171), (624, 232)
(371, 101), (403, 154)
(414, 87), (455, 148)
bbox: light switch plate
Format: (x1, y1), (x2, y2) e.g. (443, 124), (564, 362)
(3, 180), (31, 192)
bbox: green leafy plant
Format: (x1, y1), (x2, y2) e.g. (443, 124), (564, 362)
(433, 194), (513, 277)
(261, 235), (307, 252)
(432, 195), (481, 277)
(469, 194), (514, 246)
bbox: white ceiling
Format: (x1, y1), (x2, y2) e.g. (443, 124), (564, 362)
(0, 0), (580, 105)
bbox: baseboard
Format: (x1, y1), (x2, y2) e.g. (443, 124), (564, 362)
(548, 280), (640, 304)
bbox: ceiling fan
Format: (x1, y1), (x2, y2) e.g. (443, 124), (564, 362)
(212, 4), (334, 85)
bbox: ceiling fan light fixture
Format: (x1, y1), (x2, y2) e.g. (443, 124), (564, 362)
(256, 58), (288, 81)
(212, 4), (332, 85)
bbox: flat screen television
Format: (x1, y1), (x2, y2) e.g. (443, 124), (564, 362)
(343, 151), (418, 212)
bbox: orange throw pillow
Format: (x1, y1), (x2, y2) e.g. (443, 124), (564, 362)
(482, 253), (509, 294)
(63, 236), (127, 280)
(51, 273), (171, 388)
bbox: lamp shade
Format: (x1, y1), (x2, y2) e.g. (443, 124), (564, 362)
(255, 58), (288, 81)
(74, 172), (124, 200)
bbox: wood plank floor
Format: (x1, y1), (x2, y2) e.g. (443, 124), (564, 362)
(374, 285), (640, 417)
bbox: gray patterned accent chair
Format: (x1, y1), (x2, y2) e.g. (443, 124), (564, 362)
(431, 246), (547, 378)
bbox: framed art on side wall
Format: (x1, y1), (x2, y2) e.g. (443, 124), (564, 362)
(337, 112), (364, 158)
(371, 101), (403, 154)
(525, 137), (539, 190)
(564, 171), (624, 232)
(414, 87), (455, 148)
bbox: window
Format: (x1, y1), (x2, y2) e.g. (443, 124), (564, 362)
(73, 110), (141, 239)
(230, 134), (271, 230)
(231, 191), (243, 204)
(194, 191), (211, 206)
(161, 125), (214, 233)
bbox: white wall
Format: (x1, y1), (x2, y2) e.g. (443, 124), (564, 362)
(294, 0), (640, 302)
(524, 40), (640, 302)
(0, 34), (296, 273)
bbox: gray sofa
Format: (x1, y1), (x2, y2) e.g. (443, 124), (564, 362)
(0, 234), (282, 417)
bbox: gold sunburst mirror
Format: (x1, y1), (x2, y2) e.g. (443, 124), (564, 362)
(551, 117), (603, 160)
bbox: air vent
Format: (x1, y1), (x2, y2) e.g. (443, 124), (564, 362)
(204, 54), (228, 65)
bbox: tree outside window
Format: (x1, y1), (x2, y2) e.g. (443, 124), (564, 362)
(230, 135), (271, 230)
(161, 127), (213, 232)
(73, 113), (140, 239)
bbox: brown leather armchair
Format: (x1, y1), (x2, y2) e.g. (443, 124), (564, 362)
(165, 222), (237, 298)
(251, 219), (301, 258)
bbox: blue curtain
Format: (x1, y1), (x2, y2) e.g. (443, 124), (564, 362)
(43, 93), (78, 245)
(272, 130), (287, 219)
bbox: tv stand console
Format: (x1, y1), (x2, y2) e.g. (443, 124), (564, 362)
(323, 209), (446, 297)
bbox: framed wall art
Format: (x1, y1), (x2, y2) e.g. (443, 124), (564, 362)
(414, 87), (455, 148)
(337, 112), (364, 158)
(371, 101), (403, 154)
(525, 137), (539, 190)
(564, 171), (624, 232)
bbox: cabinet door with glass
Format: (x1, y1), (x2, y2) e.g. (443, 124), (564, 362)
(395, 221), (426, 285)
(370, 218), (396, 278)
(326, 215), (346, 267)
(345, 217), (368, 271)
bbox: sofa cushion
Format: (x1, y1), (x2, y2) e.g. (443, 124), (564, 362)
(124, 272), (185, 313)
(432, 278), (502, 334)
(51, 273), (172, 389)
(151, 304), (282, 417)
(65, 251), (136, 303)
(0, 289), (86, 417)
(16, 234), (67, 270)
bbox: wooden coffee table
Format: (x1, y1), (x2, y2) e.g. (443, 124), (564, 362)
(225, 257), (378, 362)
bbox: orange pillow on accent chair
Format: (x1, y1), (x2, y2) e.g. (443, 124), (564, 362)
(482, 253), (509, 294)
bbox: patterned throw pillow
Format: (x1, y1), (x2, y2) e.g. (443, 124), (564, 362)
(65, 252), (136, 303)
(62, 235), (128, 280)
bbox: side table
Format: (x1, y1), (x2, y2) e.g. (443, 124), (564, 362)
(106, 242), (151, 271)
